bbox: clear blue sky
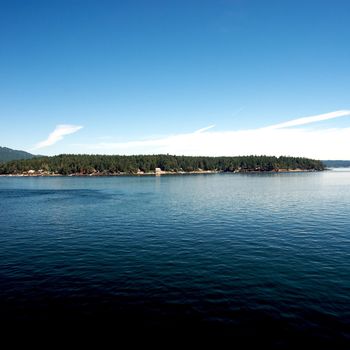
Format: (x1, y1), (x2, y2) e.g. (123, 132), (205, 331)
(0, 0), (349, 156)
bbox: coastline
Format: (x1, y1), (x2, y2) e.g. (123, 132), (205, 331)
(0, 168), (321, 177)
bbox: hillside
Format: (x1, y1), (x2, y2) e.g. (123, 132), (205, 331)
(0, 146), (36, 162)
(323, 160), (350, 168)
(0, 154), (325, 175)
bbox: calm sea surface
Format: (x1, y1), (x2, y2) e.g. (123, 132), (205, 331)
(0, 171), (349, 345)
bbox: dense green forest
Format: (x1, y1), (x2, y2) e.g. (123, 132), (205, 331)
(0, 154), (325, 175)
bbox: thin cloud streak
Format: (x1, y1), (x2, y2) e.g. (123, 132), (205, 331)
(263, 110), (350, 130)
(194, 125), (216, 133)
(33, 124), (83, 150)
(75, 110), (350, 160)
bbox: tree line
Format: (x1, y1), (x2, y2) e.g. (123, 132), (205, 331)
(0, 154), (325, 175)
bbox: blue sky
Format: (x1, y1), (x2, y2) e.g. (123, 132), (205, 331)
(0, 0), (349, 158)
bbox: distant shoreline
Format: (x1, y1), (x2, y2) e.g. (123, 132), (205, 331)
(0, 168), (321, 177)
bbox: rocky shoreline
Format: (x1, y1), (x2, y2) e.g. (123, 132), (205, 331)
(0, 168), (320, 177)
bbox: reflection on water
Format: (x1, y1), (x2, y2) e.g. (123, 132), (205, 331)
(0, 173), (349, 345)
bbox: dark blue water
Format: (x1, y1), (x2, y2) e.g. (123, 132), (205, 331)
(0, 172), (349, 345)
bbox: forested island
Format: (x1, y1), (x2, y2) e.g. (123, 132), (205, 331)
(0, 154), (325, 176)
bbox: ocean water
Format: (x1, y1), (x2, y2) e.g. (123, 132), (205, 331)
(0, 171), (349, 345)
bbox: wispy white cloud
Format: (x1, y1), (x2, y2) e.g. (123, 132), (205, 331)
(73, 110), (350, 160)
(194, 125), (216, 133)
(232, 106), (245, 118)
(33, 124), (83, 150)
(263, 110), (350, 130)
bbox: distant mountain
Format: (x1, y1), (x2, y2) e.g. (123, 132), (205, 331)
(0, 147), (36, 162)
(323, 160), (350, 168)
